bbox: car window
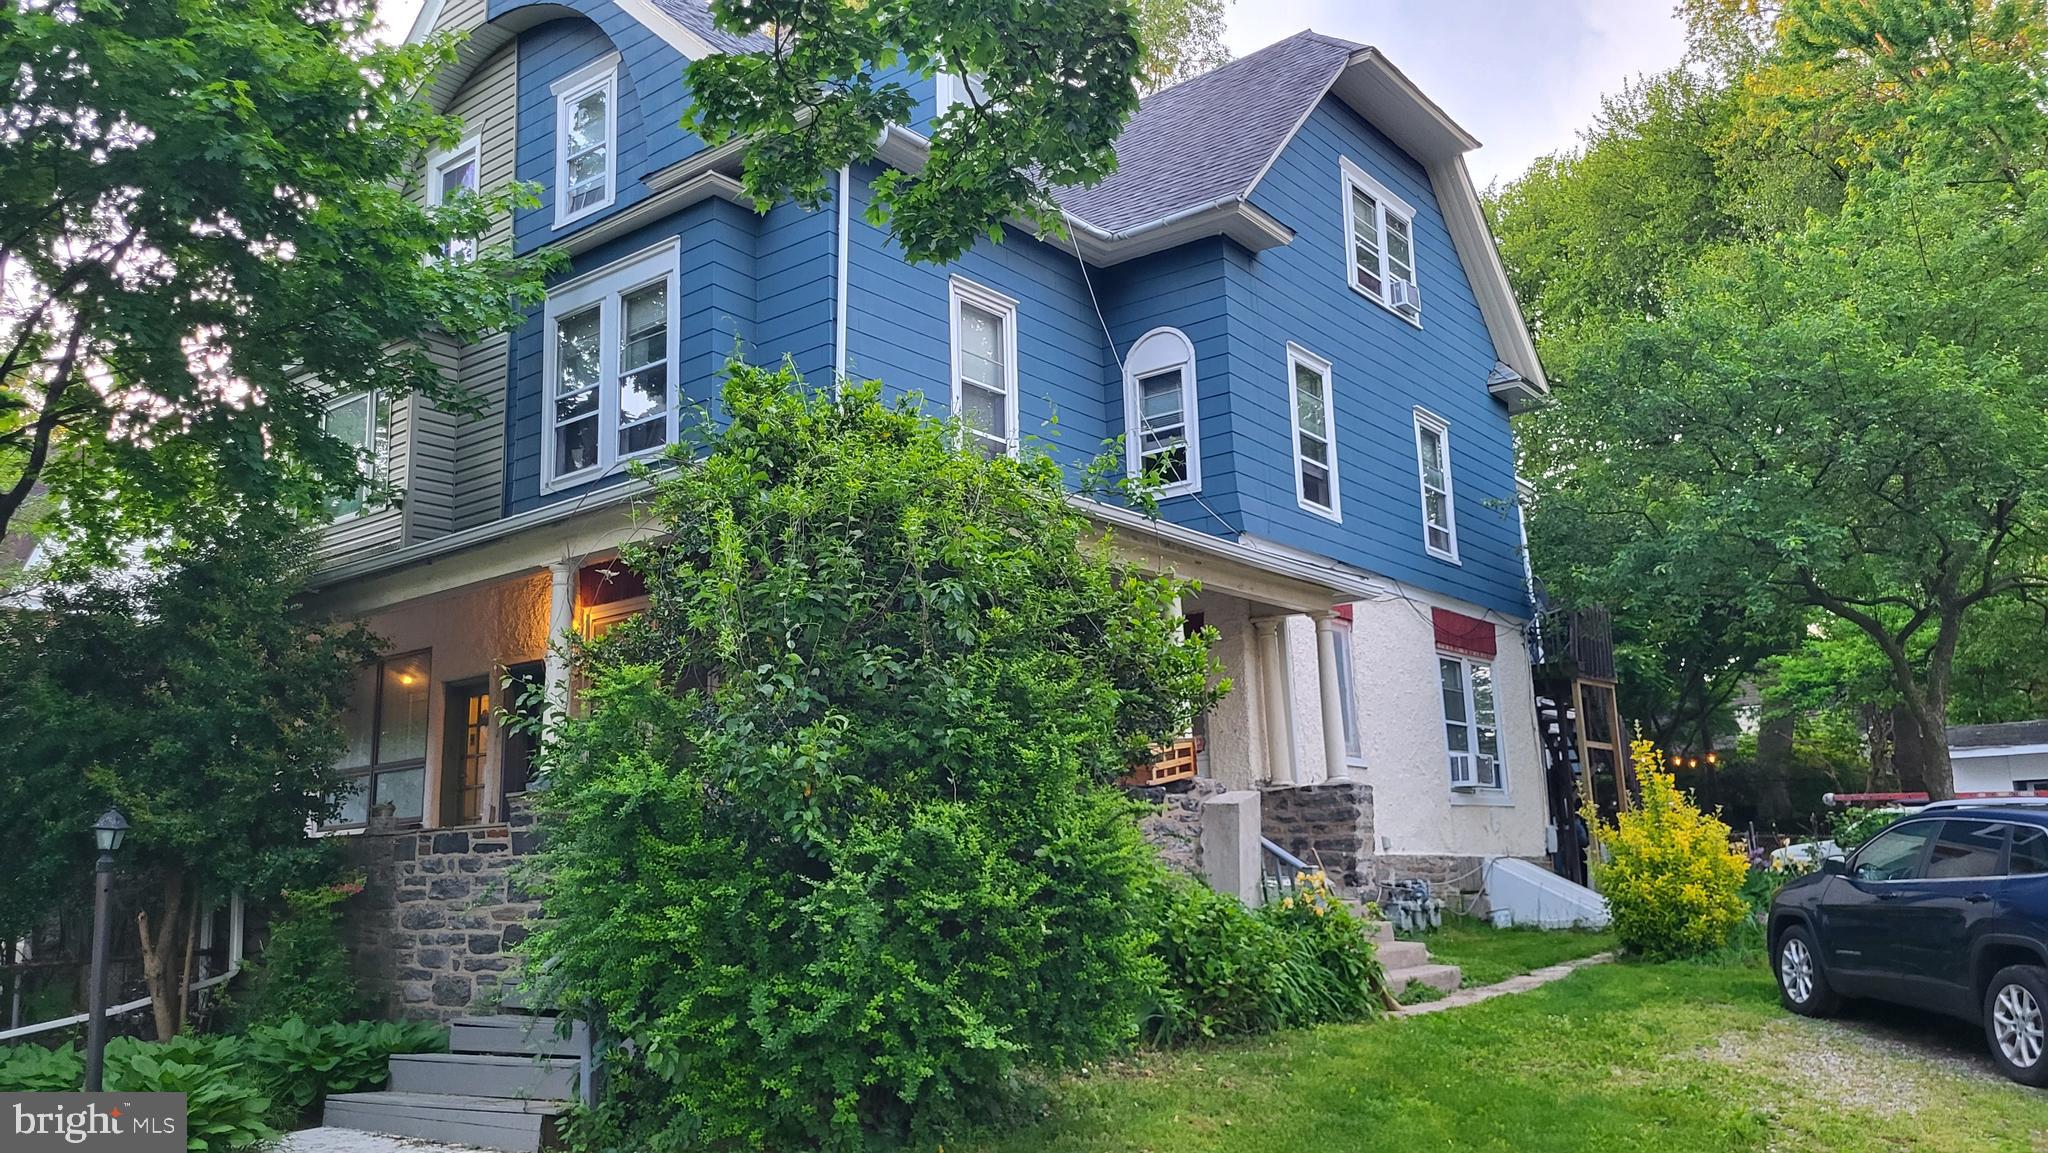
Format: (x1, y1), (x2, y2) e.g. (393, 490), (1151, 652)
(1925, 820), (2008, 879)
(1852, 823), (1936, 882)
(2013, 826), (2048, 876)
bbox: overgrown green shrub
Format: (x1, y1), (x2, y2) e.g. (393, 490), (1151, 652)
(1143, 871), (1384, 1046)
(526, 365), (1218, 1151)
(234, 876), (365, 1027)
(1588, 739), (1751, 959)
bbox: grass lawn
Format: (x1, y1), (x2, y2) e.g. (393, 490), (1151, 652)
(961, 960), (2048, 1153)
(1403, 916), (1616, 987)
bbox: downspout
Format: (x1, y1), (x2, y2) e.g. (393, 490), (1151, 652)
(834, 165), (851, 383)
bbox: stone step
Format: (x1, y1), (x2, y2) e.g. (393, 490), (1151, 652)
(1386, 962), (1462, 995)
(1375, 940), (1430, 970)
(322, 1093), (568, 1153)
(1365, 919), (1396, 945)
(449, 1015), (588, 1058)
(388, 1052), (581, 1100)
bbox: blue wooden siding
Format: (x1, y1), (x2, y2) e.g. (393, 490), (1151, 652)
(1230, 97), (1526, 615)
(499, 0), (709, 252)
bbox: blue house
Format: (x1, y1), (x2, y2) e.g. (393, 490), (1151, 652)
(309, 0), (1561, 1022)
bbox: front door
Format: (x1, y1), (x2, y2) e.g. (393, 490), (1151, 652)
(1817, 820), (1938, 996)
(440, 680), (491, 826)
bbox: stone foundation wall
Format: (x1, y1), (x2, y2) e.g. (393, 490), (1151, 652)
(1373, 853), (1556, 900)
(1260, 780), (1374, 892)
(338, 796), (543, 1021)
(1132, 778), (1226, 878)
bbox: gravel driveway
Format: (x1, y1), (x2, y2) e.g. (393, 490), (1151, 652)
(1705, 998), (2022, 1116)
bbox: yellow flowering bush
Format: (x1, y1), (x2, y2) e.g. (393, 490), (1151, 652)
(1588, 738), (1751, 959)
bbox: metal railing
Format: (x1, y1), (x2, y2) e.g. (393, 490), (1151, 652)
(1260, 838), (1310, 903)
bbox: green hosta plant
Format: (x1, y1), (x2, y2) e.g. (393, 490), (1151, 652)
(0, 1041), (85, 1092)
(104, 1039), (275, 1153)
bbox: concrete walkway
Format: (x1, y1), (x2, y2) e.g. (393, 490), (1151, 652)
(277, 1128), (495, 1153)
(1392, 951), (1615, 1017)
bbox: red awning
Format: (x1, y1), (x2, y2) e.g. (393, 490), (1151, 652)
(1433, 608), (1496, 658)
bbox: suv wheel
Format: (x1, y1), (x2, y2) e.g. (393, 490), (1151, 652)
(1985, 965), (2048, 1087)
(1775, 925), (1840, 1017)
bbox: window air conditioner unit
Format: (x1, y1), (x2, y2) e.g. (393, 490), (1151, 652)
(1448, 752), (1477, 790)
(1388, 278), (1421, 313)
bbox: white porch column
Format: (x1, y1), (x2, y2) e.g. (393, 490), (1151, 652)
(543, 559), (576, 731)
(1313, 611), (1349, 783)
(1253, 618), (1295, 785)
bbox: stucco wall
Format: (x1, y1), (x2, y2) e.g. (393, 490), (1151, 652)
(1349, 593), (1548, 859)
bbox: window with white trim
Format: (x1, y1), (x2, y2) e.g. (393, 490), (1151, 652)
(1342, 157), (1420, 322)
(323, 389), (390, 520)
(1123, 327), (1198, 492)
(949, 277), (1018, 459)
(1332, 609), (1363, 765)
(553, 54), (618, 227)
(1286, 343), (1339, 519)
(1440, 654), (1503, 791)
(328, 652), (430, 829)
(1413, 408), (1458, 562)
(543, 240), (679, 490)
(428, 135), (481, 262)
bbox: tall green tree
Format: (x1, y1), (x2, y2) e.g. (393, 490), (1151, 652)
(0, 0), (556, 552)
(1135, 0), (1233, 92)
(0, 510), (377, 1038)
(687, 0), (1144, 264)
(526, 363), (1217, 1150)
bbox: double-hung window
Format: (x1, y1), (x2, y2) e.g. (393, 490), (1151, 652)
(1440, 654), (1503, 791)
(1331, 606), (1363, 766)
(1123, 327), (1199, 492)
(329, 652), (430, 829)
(1413, 408), (1459, 562)
(543, 239), (679, 490)
(553, 54), (618, 227)
(949, 277), (1018, 459)
(323, 389), (390, 520)
(428, 135), (481, 262)
(1342, 156), (1420, 322)
(1286, 343), (1339, 519)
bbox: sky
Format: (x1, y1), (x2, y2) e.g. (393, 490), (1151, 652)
(374, 0), (1690, 189)
(1223, 1), (1690, 188)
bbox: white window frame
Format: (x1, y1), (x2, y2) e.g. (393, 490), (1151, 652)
(1439, 652), (1506, 793)
(1413, 407), (1460, 564)
(427, 134), (482, 262)
(541, 238), (681, 493)
(1331, 614), (1364, 767)
(323, 389), (390, 522)
(948, 276), (1020, 458)
(1122, 326), (1200, 495)
(552, 53), (620, 229)
(1285, 342), (1340, 521)
(1340, 156), (1421, 325)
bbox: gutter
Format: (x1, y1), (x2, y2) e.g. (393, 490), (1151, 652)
(310, 479), (651, 590)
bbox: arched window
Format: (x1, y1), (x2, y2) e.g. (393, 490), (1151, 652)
(1123, 327), (1199, 493)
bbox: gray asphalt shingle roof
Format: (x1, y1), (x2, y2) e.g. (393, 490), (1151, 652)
(648, 0), (771, 54)
(1059, 31), (1362, 233)
(1950, 720), (2048, 749)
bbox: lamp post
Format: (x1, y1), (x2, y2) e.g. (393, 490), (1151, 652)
(84, 807), (128, 1093)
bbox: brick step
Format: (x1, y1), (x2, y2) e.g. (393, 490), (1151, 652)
(322, 1092), (568, 1153)
(388, 1052), (581, 1100)
(1386, 962), (1462, 995)
(449, 1015), (588, 1058)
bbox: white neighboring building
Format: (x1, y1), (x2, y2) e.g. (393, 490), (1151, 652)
(1949, 721), (2048, 794)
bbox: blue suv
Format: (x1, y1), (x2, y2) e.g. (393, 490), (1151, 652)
(1769, 808), (2048, 1085)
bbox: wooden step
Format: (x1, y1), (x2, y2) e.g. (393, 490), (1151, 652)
(322, 1092), (568, 1153)
(450, 1015), (588, 1058)
(1387, 962), (1462, 995)
(388, 1052), (581, 1100)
